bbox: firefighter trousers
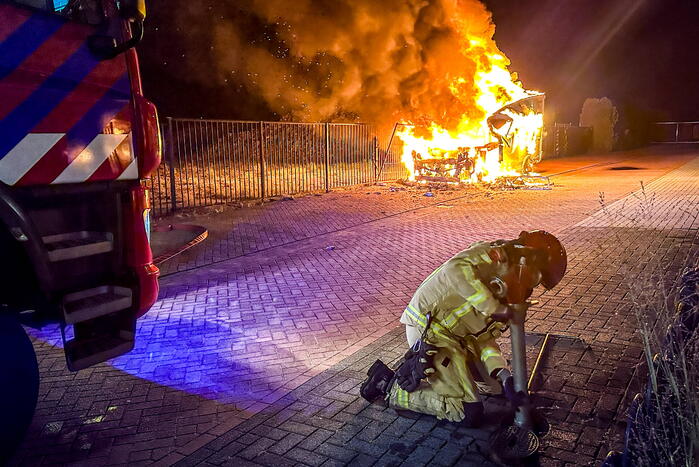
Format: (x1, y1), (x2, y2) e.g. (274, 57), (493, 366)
(386, 323), (505, 422)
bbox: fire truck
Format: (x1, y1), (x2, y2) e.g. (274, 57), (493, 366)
(0, 0), (160, 458)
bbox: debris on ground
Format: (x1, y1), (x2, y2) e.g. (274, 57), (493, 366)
(324, 245), (336, 251)
(158, 176), (521, 222)
(267, 194), (295, 201)
(490, 175), (553, 190)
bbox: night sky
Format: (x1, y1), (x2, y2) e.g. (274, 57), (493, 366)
(483, 0), (699, 124)
(140, 0), (699, 127)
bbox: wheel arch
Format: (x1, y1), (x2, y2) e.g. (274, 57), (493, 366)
(0, 184), (52, 306)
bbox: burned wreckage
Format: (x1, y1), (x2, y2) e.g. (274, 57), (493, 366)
(404, 95), (548, 187)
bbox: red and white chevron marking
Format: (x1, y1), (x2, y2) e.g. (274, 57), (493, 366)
(0, 132), (137, 185)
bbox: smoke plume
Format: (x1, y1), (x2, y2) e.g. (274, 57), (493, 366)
(170, 0), (523, 131)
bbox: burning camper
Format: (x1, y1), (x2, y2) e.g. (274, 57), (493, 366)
(398, 94), (545, 184)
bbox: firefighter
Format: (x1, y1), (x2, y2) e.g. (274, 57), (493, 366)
(360, 231), (567, 426)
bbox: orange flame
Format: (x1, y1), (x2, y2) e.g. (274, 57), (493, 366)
(397, 30), (544, 183)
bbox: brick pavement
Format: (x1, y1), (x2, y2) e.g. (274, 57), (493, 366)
(154, 147), (689, 276)
(12, 146), (699, 465)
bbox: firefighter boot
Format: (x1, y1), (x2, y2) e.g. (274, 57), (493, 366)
(360, 360), (395, 402)
(461, 401), (485, 428)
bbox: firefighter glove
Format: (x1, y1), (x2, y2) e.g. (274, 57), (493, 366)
(490, 303), (512, 323)
(395, 340), (438, 392)
(502, 375), (527, 407)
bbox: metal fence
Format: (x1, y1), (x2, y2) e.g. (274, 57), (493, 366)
(651, 121), (699, 144)
(148, 118), (404, 217)
(542, 123), (593, 158)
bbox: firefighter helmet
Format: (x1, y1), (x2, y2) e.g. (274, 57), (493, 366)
(517, 230), (567, 289)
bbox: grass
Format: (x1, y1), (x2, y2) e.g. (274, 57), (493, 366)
(598, 183), (699, 466)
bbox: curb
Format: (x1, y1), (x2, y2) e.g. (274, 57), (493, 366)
(152, 224), (208, 265)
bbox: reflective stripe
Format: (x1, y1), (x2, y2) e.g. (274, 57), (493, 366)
(467, 291), (488, 306)
(408, 303), (438, 330)
(472, 278), (491, 295)
(395, 387), (410, 408)
(439, 264), (487, 328)
(407, 304), (454, 341)
(430, 320), (454, 341)
(442, 302), (471, 328)
(440, 264), (492, 327)
(461, 265), (477, 284)
(406, 304), (426, 326)
(465, 272), (493, 309)
(481, 347), (501, 361)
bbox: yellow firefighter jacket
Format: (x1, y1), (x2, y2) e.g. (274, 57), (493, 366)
(390, 241), (509, 421)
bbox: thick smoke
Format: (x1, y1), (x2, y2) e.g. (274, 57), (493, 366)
(172, 0), (520, 131)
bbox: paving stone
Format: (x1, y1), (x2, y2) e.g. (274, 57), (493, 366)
(237, 436), (276, 460)
(279, 421), (318, 437)
(430, 443), (464, 466)
(204, 442), (246, 465)
(355, 421), (390, 442)
(285, 447), (328, 467)
(171, 447), (215, 467)
(346, 453), (378, 466)
(374, 451), (404, 467)
(314, 443), (358, 462)
(319, 459), (347, 467)
(346, 438), (389, 458)
(267, 432), (305, 455)
(418, 435), (447, 450)
(403, 446), (438, 466)
(220, 456), (265, 467)
(297, 428), (334, 452)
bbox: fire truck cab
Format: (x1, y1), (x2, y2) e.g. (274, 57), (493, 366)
(0, 0), (160, 459)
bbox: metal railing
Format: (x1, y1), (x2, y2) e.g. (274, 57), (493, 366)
(148, 118), (404, 217)
(651, 121), (699, 144)
(542, 123), (592, 158)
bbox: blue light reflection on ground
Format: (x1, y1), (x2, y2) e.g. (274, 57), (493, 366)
(27, 281), (308, 406)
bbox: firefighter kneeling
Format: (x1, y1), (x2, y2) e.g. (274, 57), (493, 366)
(360, 230), (567, 426)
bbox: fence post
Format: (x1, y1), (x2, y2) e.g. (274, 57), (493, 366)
(258, 121), (266, 199)
(373, 135), (378, 183)
(324, 122), (330, 192)
(166, 117), (177, 213)
(376, 122), (399, 182)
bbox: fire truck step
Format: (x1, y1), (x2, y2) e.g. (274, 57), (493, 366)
(64, 330), (135, 371)
(42, 231), (114, 262)
(62, 286), (132, 324)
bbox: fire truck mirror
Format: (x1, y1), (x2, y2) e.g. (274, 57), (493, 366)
(87, 12), (144, 60)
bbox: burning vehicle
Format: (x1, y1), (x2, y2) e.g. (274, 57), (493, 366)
(397, 94), (545, 185)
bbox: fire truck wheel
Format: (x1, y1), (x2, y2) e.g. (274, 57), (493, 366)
(0, 313), (39, 463)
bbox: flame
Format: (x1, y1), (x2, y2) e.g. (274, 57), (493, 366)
(502, 109), (544, 168)
(396, 25), (544, 184)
